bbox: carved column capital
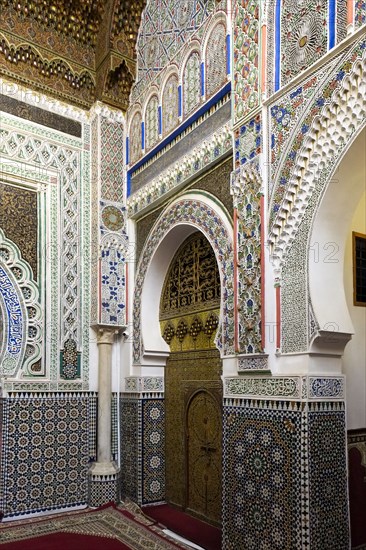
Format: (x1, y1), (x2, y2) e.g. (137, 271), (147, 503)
(92, 325), (124, 345)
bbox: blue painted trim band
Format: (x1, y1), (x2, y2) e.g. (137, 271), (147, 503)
(127, 82), (231, 196)
(178, 85), (182, 117)
(126, 136), (129, 165)
(141, 121), (145, 150)
(158, 105), (162, 135)
(329, 0), (336, 49)
(275, 0), (281, 91)
(226, 34), (231, 75)
(127, 171), (131, 197)
(201, 62), (205, 96)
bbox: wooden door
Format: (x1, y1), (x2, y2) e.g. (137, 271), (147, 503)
(185, 389), (222, 525)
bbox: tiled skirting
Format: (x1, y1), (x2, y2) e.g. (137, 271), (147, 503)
(88, 471), (121, 508)
(120, 395), (165, 505)
(0, 392), (97, 518)
(222, 376), (349, 550)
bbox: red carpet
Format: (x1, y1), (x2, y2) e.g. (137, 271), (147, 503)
(0, 503), (189, 550)
(0, 532), (130, 550)
(143, 504), (221, 550)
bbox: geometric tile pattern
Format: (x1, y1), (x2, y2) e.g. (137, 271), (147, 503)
(120, 399), (141, 503)
(234, 114), (261, 168)
(232, 0), (260, 125)
(205, 22), (227, 99)
(111, 394), (118, 461)
(0, 394), (92, 518)
(348, 429), (366, 548)
(223, 400), (303, 549)
(308, 405), (349, 549)
(223, 397), (349, 550)
(355, 0), (366, 27)
(136, 0), (218, 89)
(89, 473), (121, 508)
(231, 140), (263, 353)
(88, 394), (98, 461)
(142, 399), (165, 504)
(280, 0), (328, 88)
(120, 397), (165, 506)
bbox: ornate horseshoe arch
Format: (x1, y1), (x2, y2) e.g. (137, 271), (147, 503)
(0, 228), (42, 378)
(268, 39), (366, 353)
(132, 192), (234, 364)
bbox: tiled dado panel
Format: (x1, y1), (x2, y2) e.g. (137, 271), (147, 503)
(223, 400), (303, 549)
(120, 398), (141, 503)
(308, 407), (349, 549)
(0, 393), (97, 518)
(348, 429), (366, 549)
(223, 399), (349, 550)
(141, 399), (165, 504)
(120, 397), (165, 505)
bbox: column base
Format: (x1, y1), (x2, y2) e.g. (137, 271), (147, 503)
(88, 462), (121, 507)
(89, 461), (119, 476)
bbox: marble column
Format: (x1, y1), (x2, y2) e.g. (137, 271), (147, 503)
(89, 326), (122, 506)
(94, 327), (119, 474)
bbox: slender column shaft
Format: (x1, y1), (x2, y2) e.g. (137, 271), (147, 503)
(97, 331), (115, 464)
(91, 327), (120, 475)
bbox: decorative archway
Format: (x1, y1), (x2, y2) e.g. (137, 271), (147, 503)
(268, 36), (366, 356)
(309, 128), (366, 348)
(132, 191), (234, 365)
(0, 228), (42, 377)
(160, 231), (223, 524)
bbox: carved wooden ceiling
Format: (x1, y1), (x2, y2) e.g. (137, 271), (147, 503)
(0, 0), (147, 111)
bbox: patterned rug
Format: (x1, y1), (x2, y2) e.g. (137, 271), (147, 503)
(0, 503), (191, 549)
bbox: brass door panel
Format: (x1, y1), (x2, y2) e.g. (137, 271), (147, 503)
(185, 388), (222, 525)
(160, 232), (223, 526)
(164, 351), (222, 515)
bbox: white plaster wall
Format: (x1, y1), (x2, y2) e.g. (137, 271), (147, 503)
(88, 328), (99, 391)
(309, 129), (366, 336)
(343, 192), (366, 429)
